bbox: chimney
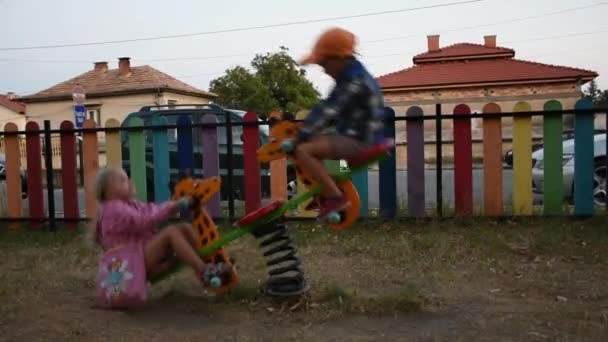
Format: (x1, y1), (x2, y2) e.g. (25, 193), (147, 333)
(427, 35), (440, 52)
(94, 61), (108, 72)
(118, 57), (131, 76)
(484, 35), (496, 48)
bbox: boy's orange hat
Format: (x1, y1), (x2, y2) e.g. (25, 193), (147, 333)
(300, 27), (357, 65)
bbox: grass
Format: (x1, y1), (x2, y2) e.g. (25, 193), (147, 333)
(1, 217), (608, 340)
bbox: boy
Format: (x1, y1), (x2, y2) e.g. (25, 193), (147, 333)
(295, 27), (385, 220)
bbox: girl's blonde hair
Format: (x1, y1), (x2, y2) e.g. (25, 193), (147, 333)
(87, 167), (122, 246)
(94, 167), (121, 203)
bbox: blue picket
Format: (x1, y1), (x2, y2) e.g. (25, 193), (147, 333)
(574, 98), (595, 216)
(151, 116), (170, 203)
(352, 166), (369, 217)
(177, 115), (194, 218)
(379, 107), (397, 219)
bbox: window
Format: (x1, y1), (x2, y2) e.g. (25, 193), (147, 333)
(86, 105), (102, 126)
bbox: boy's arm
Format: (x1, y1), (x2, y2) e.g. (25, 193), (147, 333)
(298, 76), (368, 141)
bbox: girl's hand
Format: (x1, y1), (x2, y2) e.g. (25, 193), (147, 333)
(176, 197), (192, 210)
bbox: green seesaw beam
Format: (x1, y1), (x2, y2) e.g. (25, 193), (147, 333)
(149, 152), (389, 285)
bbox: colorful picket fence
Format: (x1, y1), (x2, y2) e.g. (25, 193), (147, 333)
(0, 99), (604, 226)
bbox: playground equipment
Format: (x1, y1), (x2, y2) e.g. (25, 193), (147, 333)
(148, 175), (309, 296)
(147, 119), (393, 295)
(247, 119), (394, 230)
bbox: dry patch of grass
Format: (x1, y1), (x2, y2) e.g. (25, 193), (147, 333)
(1, 217), (608, 340)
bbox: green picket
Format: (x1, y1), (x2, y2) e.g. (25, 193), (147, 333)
(542, 100), (563, 215)
(128, 117), (147, 201)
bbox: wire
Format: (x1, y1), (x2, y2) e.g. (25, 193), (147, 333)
(362, 2), (607, 44)
(0, 0), (484, 51)
(1, 1), (602, 64)
(502, 30), (608, 45)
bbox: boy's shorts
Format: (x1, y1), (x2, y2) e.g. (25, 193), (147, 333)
(320, 134), (368, 160)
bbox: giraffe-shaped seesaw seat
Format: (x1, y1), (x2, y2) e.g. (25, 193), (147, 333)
(171, 176), (239, 294)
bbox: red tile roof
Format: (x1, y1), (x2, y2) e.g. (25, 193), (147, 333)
(378, 58), (598, 90)
(0, 95), (26, 114)
(20, 65), (216, 103)
(413, 43), (514, 63)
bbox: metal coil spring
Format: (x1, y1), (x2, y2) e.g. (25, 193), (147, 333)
(252, 221), (309, 296)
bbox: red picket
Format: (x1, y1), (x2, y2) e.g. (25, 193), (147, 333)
(60, 121), (80, 222)
(453, 104), (473, 216)
(25, 122), (44, 223)
(242, 111), (261, 214)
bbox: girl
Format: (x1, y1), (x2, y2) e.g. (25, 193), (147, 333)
(92, 167), (228, 303)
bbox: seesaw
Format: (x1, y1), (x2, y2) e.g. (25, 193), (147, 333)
(149, 120), (393, 291)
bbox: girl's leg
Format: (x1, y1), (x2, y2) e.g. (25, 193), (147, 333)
(177, 223), (199, 248)
(144, 225), (206, 277)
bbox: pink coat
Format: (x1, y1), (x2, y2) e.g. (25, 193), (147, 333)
(94, 199), (180, 309)
(96, 199), (180, 251)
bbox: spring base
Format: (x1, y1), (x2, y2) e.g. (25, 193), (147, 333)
(251, 221), (310, 297)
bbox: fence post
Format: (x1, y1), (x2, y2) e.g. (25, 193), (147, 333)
(542, 100), (564, 215)
(60, 120), (79, 224)
(43, 120), (56, 231)
(243, 112), (261, 215)
(201, 114), (221, 218)
(4, 123), (22, 224)
(453, 104), (473, 216)
(379, 107), (397, 219)
(435, 103), (443, 217)
(482, 103), (503, 216)
(574, 98), (594, 216)
(82, 119), (99, 221)
(25, 121), (44, 225)
(225, 112), (235, 222)
(151, 116), (170, 204)
(268, 111), (288, 202)
(406, 106), (425, 217)
(512, 101), (533, 216)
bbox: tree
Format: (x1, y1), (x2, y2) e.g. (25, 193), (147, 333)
(583, 80), (601, 103)
(210, 47), (320, 117)
(583, 80), (608, 108)
(209, 66), (278, 114)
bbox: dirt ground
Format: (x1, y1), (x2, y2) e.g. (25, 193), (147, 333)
(1, 217), (608, 341)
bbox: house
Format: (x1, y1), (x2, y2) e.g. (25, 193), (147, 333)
(0, 93), (26, 131)
(376, 34), (598, 165)
(17, 57), (217, 180)
(20, 57), (217, 129)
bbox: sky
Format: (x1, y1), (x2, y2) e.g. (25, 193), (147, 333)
(1, 0), (606, 98)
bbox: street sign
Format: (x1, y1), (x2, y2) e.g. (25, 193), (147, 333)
(72, 85), (86, 128)
(74, 104), (86, 128)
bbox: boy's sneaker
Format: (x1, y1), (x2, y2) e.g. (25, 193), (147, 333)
(318, 195), (350, 220)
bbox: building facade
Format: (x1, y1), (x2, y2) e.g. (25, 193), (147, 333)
(376, 35), (598, 167)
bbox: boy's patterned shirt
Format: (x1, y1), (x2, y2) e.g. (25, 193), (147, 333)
(298, 57), (385, 145)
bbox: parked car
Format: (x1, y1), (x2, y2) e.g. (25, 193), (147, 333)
(531, 133), (607, 206)
(0, 152), (28, 199)
(120, 104), (275, 202)
(504, 129), (606, 167)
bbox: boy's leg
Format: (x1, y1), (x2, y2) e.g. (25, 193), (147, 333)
(295, 137), (343, 198)
(295, 135), (366, 218)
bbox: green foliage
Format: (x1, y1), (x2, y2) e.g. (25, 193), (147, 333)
(210, 47), (320, 117)
(582, 80), (608, 108)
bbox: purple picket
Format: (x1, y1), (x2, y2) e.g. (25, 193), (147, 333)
(201, 114), (221, 218)
(406, 106), (425, 217)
